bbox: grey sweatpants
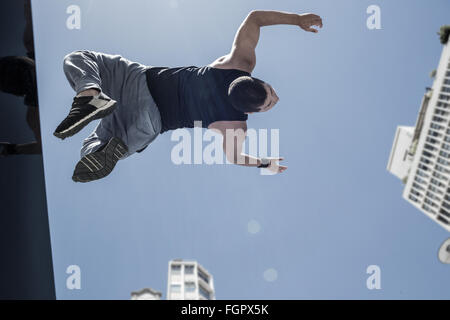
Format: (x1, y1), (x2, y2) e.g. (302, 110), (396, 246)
(62, 50), (162, 159)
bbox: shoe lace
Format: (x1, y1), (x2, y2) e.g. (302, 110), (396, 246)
(68, 107), (83, 116)
(67, 96), (93, 116)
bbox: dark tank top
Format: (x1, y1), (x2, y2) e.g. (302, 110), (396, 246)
(145, 66), (249, 133)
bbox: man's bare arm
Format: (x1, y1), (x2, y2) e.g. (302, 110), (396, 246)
(208, 121), (287, 173)
(213, 10), (323, 73)
(208, 121), (256, 166)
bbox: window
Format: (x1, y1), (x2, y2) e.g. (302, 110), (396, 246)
(198, 269), (209, 284)
(442, 201), (450, 211)
(171, 284), (181, 293)
(435, 164), (450, 174)
(427, 191), (440, 201)
(422, 204), (436, 214)
(426, 137), (438, 145)
(199, 285), (210, 300)
(421, 157), (432, 165)
(437, 157), (449, 166)
(413, 182), (425, 191)
(411, 189), (421, 197)
(414, 176), (426, 184)
(171, 264), (181, 274)
(435, 109), (449, 116)
(433, 171), (448, 181)
(185, 282), (196, 292)
(429, 185), (443, 195)
(185, 265), (194, 274)
(430, 123), (443, 130)
(432, 116), (445, 122)
(440, 150), (450, 159)
(429, 130), (442, 138)
(438, 101), (450, 109)
(424, 198), (438, 208)
(424, 143), (436, 152)
(430, 178), (445, 188)
(417, 169), (428, 178)
(440, 208), (450, 218)
(423, 151), (434, 158)
(437, 216), (449, 225)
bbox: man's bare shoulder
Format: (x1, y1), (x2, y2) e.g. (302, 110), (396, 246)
(208, 120), (247, 134)
(208, 55), (253, 74)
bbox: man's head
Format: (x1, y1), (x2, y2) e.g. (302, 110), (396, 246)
(228, 76), (279, 114)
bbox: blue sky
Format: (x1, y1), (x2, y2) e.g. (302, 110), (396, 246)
(32, 0), (450, 299)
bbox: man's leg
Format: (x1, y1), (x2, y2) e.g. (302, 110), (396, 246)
(72, 136), (128, 183)
(68, 51), (161, 182)
(53, 50), (117, 139)
(71, 118), (130, 183)
(71, 85), (161, 183)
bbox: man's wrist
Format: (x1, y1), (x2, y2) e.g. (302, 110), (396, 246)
(257, 158), (270, 168)
(295, 14), (303, 26)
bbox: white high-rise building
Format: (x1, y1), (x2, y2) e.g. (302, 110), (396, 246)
(166, 259), (215, 300)
(388, 28), (450, 231)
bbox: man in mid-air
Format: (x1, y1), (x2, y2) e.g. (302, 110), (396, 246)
(54, 10), (323, 182)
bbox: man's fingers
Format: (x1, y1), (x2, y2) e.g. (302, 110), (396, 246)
(304, 14), (323, 28)
(312, 15), (323, 26)
(278, 166), (288, 173)
(304, 13), (321, 20)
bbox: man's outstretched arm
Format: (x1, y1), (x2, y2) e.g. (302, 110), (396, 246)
(221, 10), (323, 73)
(208, 121), (287, 174)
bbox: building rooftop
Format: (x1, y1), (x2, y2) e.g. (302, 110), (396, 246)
(131, 287), (162, 297)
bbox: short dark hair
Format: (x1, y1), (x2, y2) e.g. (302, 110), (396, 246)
(228, 76), (267, 113)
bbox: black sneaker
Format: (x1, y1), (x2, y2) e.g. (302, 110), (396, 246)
(53, 92), (117, 140)
(72, 137), (128, 183)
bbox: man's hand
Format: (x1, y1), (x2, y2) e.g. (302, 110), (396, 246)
(297, 13), (323, 33)
(265, 157), (287, 174)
